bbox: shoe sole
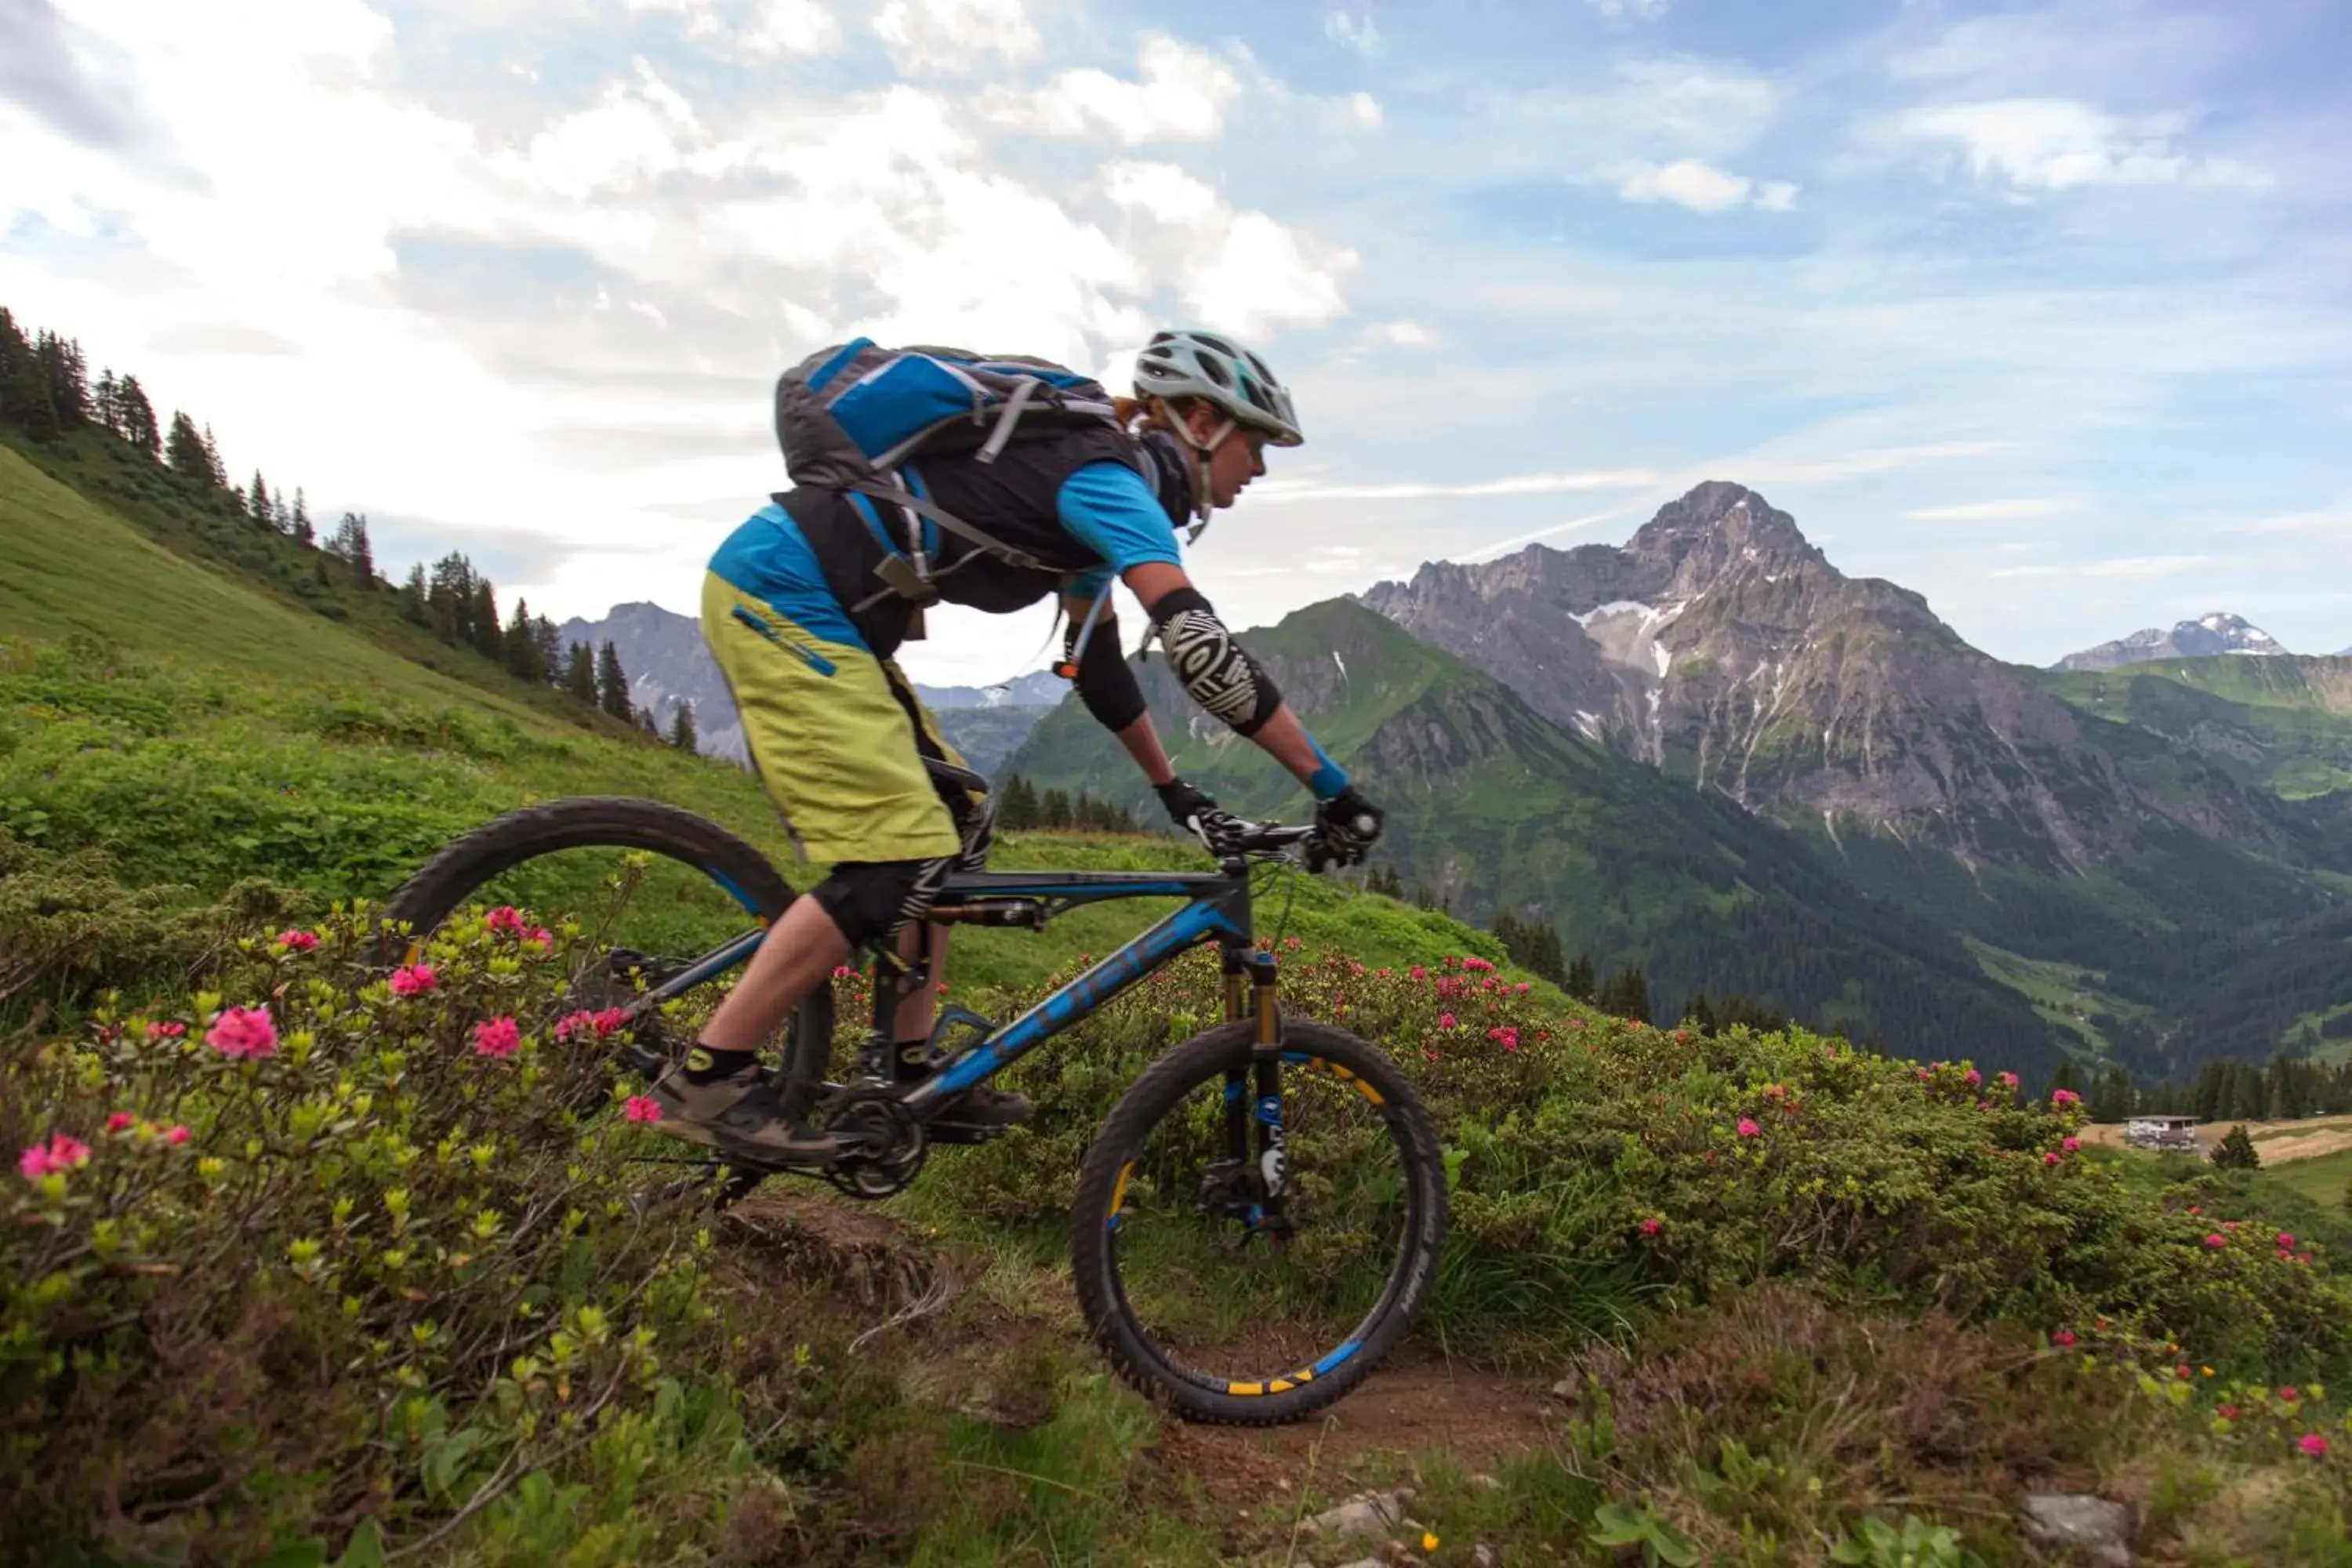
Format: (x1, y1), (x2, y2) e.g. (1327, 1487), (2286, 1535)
(647, 1117), (720, 1149)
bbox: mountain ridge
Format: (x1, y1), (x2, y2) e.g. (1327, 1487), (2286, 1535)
(2056, 612), (2287, 672)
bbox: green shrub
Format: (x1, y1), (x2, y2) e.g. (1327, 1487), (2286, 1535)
(0, 906), (769, 1564)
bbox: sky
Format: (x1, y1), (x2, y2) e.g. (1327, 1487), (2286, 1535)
(5, 0), (2349, 682)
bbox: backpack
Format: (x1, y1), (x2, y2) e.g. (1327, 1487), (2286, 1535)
(772, 339), (1138, 629)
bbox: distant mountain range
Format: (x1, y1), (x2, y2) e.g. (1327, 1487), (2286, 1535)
(554, 601), (1061, 774)
(2055, 612), (2287, 672)
(1007, 481), (2352, 1082)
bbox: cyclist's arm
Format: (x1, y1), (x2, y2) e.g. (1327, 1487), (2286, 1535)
(1055, 462), (1353, 803)
(1058, 583), (1177, 786)
(1121, 561), (1352, 802)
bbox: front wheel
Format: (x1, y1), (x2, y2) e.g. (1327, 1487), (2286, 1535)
(1070, 1020), (1447, 1425)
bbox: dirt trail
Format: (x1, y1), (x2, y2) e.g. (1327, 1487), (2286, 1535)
(1156, 1346), (1559, 1507)
(723, 1189), (1564, 1508)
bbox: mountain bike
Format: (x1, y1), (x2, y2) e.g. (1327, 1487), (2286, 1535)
(380, 776), (1447, 1426)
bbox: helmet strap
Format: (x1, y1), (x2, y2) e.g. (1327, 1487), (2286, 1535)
(1147, 398), (1231, 532)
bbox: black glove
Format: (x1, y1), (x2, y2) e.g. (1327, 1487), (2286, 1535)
(1313, 786), (1385, 866)
(1156, 777), (1240, 848)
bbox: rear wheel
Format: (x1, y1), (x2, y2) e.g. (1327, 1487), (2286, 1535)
(1070, 1020), (1447, 1425)
(379, 797), (836, 1116)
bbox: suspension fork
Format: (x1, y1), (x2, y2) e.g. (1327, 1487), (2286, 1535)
(1221, 948), (1288, 1217)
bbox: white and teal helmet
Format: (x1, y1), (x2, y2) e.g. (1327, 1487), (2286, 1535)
(1134, 328), (1305, 448)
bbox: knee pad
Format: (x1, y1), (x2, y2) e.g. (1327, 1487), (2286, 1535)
(811, 856), (953, 949)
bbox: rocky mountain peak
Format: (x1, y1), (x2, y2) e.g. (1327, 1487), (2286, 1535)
(2054, 612), (2288, 672)
(1625, 482), (1824, 595)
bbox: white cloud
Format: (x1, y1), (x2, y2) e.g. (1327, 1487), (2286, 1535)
(623, 0), (839, 55)
(996, 34), (1242, 143)
(1617, 158), (1795, 212)
(1252, 468), (1654, 505)
(2222, 503), (2352, 538)
(1588, 0), (1670, 17)
(1339, 91), (1381, 132)
(1322, 10), (1379, 53)
(1365, 320), (1432, 347)
(873, 0), (1038, 74)
(743, 0), (840, 55)
(1733, 441), (2015, 485)
(1991, 555), (2210, 579)
(1102, 161), (1356, 336)
(1904, 497), (2075, 522)
(1902, 99), (2271, 191)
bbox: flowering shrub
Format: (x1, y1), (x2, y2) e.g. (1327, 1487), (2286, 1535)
(943, 946), (2352, 1372)
(0, 904), (742, 1563)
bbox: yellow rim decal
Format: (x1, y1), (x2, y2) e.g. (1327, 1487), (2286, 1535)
(1109, 1162), (1134, 1220)
(1310, 1058), (1385, 1105)
(1226, 1367), (1320, 1398)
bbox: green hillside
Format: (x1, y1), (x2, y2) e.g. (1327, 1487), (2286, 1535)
(2045, 655), (2352, 800)
(13, 390), (2352, 1565)
(0, 436), (1522, 1017)
(1007, 597), (2072, 1080)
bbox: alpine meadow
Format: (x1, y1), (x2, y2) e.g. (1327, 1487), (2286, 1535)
(5, 0), (2352, 1559)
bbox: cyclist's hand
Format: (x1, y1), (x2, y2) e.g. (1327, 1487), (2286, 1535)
(1156, 777), (1243, 850)
(1313, 786), (1385, 866)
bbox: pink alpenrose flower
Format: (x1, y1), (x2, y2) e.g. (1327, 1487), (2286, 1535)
(473, 1016), (522, 1058)
(205, 1006), (279, 1060)
(388, 964), (437, 996)
(622, 1096), (663, 1123)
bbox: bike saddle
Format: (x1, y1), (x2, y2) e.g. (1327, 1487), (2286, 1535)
(923, 756), (990, 795)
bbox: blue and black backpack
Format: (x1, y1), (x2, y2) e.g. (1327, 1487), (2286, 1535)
(773, 339), (1141, 622)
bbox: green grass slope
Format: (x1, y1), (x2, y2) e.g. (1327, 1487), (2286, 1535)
(0, 437), (1523, 1011)
(2045, 655), (2352, 800)
(1007, 597), (2071, 1080)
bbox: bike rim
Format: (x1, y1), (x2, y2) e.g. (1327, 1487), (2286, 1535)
(1101, 1045), (1426, 1400)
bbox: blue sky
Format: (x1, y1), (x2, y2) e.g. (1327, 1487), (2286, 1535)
(4, 0), (2347, 680)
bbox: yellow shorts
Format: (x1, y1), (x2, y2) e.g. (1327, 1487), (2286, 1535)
(700, 571), (969, 866)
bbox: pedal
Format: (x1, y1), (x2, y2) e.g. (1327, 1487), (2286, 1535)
(924, 1120), (1010, 1147)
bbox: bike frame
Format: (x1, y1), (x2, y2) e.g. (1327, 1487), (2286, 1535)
(639, 858), (1292, 1112)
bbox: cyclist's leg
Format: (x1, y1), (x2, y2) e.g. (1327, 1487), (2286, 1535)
(876, 657), (995, 1053)
(651, 574), (962, 1157)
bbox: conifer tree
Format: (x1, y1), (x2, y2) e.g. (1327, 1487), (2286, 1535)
(291, 488), (314, 546)
(115, 375), (159, 456)
(532, 616), (562, 684)
(1565, 954), (1596, 1004)
(668, 699), (698, 753)
(563, 642), (599, 706)
(996, 775), (1039, 829)
(2211, 1123), (2260, 1171)
(469, 579), (501, 659)
(1040, 787), (1072, 829)
(165, 412), (212, 481)
(249, 472), (272, 528)
(596, 641), (632, 720)
(400, 564), (430, 625)
(201, 423), (227, 487)
(503, 598), (545, 682)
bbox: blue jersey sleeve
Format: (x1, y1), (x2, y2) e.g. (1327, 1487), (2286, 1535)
(1056, 461), (1181, 601)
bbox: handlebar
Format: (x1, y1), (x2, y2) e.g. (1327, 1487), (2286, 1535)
(1192, 815), (1350, 870)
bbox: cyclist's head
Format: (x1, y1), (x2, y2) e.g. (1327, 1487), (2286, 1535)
(1117, 328), (1301, 523)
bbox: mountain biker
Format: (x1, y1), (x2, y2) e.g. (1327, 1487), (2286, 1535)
(653, 328), (1387, 1161)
